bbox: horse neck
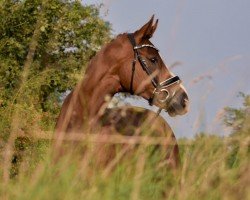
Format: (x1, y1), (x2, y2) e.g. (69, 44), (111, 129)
(76, 51), (122, 120)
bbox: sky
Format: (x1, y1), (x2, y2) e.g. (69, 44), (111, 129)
(83, 0), (250, 138)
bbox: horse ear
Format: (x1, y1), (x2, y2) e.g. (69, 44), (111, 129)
(134, 15), (158, 42)
(151, 19), (158, 36)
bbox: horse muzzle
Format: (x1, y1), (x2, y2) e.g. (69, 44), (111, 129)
(166, 91), (189, 116)
(152, 88), (189, 117)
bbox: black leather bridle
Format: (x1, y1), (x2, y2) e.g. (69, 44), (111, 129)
(127, 33), (181, 109)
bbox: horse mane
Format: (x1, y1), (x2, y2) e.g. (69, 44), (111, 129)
(85, 32), (128, 73)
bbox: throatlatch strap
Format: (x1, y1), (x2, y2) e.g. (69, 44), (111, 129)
(127, 33), (138, 94)
(129, 59), (136, 94)
(127, 33), (137, 48)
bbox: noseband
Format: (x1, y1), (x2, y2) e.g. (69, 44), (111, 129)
(127, 33), (181, 108)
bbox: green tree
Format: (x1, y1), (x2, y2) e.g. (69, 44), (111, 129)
(224, 93), (250, 136)
(0, 0), (111, 135)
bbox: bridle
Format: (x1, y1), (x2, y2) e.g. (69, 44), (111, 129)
(127, 33), (181, 113)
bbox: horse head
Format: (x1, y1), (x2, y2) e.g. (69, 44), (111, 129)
(115, 16), (189, 116)
(55, 15), (190, 135)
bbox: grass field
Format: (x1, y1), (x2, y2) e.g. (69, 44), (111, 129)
(0, 124), (249, 200)
(0, 1), (249, 199)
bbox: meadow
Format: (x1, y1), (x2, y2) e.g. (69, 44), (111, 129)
(0, 117), (249, 200)
(0, 1), (249, 199)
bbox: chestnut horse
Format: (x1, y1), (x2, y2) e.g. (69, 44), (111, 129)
(55, 16), (189, 167)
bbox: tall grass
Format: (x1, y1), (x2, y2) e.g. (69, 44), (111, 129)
(0, 2), (249, 198)
(0, 126), (249, 200)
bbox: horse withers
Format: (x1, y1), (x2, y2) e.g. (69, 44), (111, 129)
(55, 16), (189, 168)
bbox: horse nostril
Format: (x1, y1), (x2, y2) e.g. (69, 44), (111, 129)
(183, 98), (188, 106)
(181, 93), (189, 108)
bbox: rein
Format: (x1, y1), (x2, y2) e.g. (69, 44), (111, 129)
(127, 33), (181, 115)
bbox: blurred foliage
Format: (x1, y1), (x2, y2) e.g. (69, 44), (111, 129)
(0, 0), (111, 135)
(223, 93), (250, 178)
(0, 128), (249, 200)
(0, 1), (249, 199)
(224, 92), (250, 136)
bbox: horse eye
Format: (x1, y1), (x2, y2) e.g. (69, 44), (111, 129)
(150, 57), (158, 64)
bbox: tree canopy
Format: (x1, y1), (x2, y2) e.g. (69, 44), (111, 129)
(0, 0), (111, 135)
(224, 93), (250, 136)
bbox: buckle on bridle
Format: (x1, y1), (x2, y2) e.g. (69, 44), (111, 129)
(152, 76), (181, 104)
(153, 88), (170, 103)
(148, 87), (171, 107)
